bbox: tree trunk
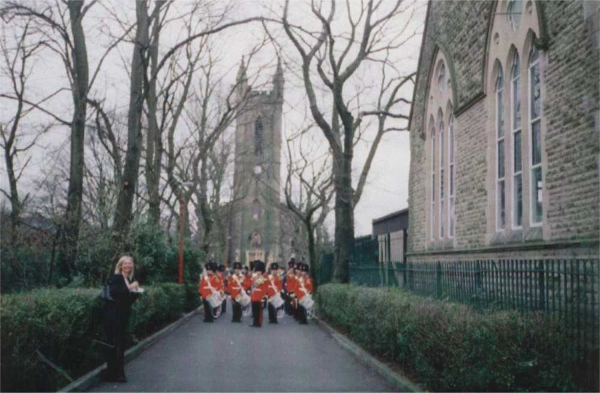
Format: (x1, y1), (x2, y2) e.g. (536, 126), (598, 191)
(56, 0), (89, 280)
(306, 219), (318, 290)
(332, 153), (354, 283)
(112, 0), (149, 255)
(145, 3), (163, 226)
(199, 162), (212, 254)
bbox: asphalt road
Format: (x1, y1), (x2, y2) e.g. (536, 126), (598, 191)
(91, 303), (397, 392)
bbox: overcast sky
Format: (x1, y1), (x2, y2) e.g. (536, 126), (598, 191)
(0, 0), (426, 237)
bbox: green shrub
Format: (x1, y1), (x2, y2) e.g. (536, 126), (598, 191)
(1, 283), (199, 392)
(317, 284), (592, 392)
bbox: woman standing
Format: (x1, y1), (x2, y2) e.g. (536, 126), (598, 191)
(103, 256), (141, 382)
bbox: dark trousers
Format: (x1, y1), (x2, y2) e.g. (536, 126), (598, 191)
(103, 309), (126, 379)
(284, 292), (293, 315)
(232, 300), (242, 322)
(221, 298), (227, 314)
(268, 303), (278, 323)
(202, 298), (214, 322)
(251, 301), (263, 327)
(298, 304), (308, 324)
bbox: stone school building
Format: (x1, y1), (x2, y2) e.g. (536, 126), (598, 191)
(407, 0), (599, 263)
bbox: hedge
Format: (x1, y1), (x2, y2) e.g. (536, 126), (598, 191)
(1, 283), (201, 392)
(317, 284), (596, 392)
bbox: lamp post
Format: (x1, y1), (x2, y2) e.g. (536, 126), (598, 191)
(178, 182), (194, 285)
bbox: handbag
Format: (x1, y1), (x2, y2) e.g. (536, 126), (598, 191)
(99, 284), (114, 302)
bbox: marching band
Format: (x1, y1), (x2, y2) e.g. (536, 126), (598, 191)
(198, 257), (315, 326)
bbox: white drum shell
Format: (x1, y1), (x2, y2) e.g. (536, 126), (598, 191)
(207, 293), (223, 309)
(299, 295), (314, 310)
(236, 292), (251, 307)
(268, 293), (284, 308)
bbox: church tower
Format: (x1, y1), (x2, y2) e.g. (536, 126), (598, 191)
(230, 58), (284, 263)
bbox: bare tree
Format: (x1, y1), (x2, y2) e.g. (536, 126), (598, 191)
(0, 20), (48, 274)
(1, 0), (135, 281)
(112, 1), (267, 251)
(284, 131), (333, 283)
(276, 0), (417, 282)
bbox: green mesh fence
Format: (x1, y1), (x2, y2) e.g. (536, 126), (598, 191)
(349, 259), (600, 355)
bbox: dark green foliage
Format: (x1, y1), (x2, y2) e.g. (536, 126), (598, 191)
(1, 223), (205, 293)
(317, 284), (593, 392)
(1, 283), (199, 392)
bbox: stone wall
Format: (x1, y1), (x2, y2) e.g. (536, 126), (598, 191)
(408, 0), (599, 261)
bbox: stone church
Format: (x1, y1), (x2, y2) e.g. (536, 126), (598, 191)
(223, 59), (307, 266)
(407, 0), (599, 262)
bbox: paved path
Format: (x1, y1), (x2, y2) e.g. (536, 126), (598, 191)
(91, 304), (397, 392)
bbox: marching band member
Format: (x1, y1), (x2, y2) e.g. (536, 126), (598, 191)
(217, 264), (228, 315)
(227, 262), (245, 323)
(249, 260), (268, 327)
(266, 263), (283, 324)
(295, 263), (314, 324)
(198, 262), (220, 323)
(285, 260), (298, 318)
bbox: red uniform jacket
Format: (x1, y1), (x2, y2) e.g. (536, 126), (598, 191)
(227, 274), (245, 299)
(250, 273), (268, 302)
(198, 274), (221, 299)
(243, 274), (252, 291)
(285, 274), (297, 296)
(266, 275), (283, 298)
(295, 277), (313, 300)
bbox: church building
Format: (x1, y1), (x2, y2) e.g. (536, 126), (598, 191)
(407, 0), (599, 262)
(224, 59), (306, 265)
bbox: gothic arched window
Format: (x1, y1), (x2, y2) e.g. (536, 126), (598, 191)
(496, 66), (506, 230)
(430, 123), (436, 241)
(252, 199), (260, 220)
(439, 118), (445, 239)
(511, 53), (523, 228)
(529, 43), (543, 225)
(254, 117), (264, 158)
(448, 114), (455, 238)
(507, 0), (523, 31)
(438, 63), (446, 92)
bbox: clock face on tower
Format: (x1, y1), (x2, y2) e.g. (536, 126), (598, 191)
(254, 165), (262, 175)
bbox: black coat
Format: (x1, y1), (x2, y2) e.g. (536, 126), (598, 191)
(104, 274), (139, 333)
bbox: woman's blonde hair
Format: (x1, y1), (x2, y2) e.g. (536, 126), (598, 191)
(114, 255), (134, 277)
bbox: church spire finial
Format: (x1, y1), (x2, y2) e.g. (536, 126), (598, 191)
(273, 56), (284, 101)
(237, 56), (247, 82)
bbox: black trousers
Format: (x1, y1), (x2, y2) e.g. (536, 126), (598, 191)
(103, 308), (127, 379)
(298, 304), (308, 324)
(268, 303), (278, 323)
(221, 298), (227, 314)
(284, 292), (293, 315)
(251, 301), (263, 327)
(231, 300), (242, 322)
(202, 298), (214, 322)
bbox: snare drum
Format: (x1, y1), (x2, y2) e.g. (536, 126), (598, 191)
(298, 294), (314, 310)
(236, 292), (251, 307)
(207, 292), (223, 309)
(268, 292), (285, 308)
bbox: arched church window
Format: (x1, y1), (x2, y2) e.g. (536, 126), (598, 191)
(439, 118), (445, 239)
(511, 53), (523, 228)
(529, 43), (543, 225)
(507, 0), (522, 31)
(496, 66), (506, 230)
(254, 117), (264, 158)
(430, 123), (436, 241)
(448, 114), (455, 238)
(252, 199), (260, 220)
(438, 63), (446, 92)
